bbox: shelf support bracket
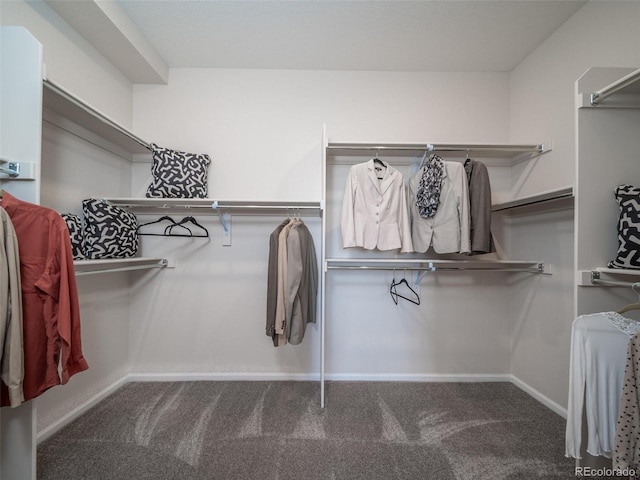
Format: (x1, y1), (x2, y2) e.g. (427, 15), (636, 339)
(0, 161), (20, 178)
(413, 263), (436, 287)
(211, 201), (232, 246)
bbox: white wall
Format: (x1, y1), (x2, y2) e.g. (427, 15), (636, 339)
(130, 69), (516, 378)
(508, 1), (640, 409)
(132, 69), (511, 200)
(2, 0), (133, 128)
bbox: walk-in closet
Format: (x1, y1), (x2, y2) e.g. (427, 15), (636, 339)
(2, 1), (640, 479)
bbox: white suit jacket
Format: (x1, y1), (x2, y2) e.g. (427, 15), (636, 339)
(408, 161), (470, 254)
(341, 159), (413, 253)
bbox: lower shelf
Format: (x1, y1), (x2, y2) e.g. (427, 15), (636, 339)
(325, 258), (549, 273)
(73, 257), (171, 276)
(579, 267), (640, 287)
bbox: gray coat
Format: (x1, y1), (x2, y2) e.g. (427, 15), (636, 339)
(464, 159), (495, 255)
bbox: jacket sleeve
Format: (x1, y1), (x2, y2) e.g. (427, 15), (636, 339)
(55, 222), (88, 384)
(455, 165), (471, 254)
(341, 166), (357, 248)
(399, 179), (414, 253)
(285, 224), (303, 340)
(1, 213), (24, 407)
(469, 161), (494, 253)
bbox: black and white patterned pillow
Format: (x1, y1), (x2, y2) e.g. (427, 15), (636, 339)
(146, 143), (211, 198)
(609, 185), (640, 269)
(61, 213), (85, 260)
(82, 198), (139, 259)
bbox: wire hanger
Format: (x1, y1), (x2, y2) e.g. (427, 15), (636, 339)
(373, 148), (386, 166)
(373, 148), (387, 180)
(390, 269), (420, 305)
(137, 215), (191, 236)
(137, 215), (209, 237)
(617, 282), (640, 314)
(166, 216), (210, 237)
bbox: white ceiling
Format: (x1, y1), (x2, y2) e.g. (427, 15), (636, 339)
(46, 0), (588, 83)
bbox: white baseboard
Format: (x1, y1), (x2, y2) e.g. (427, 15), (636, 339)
(36, 375), (130, 444)
(509, 374), (568, 419)
(127, 372), (320, 382)
(36, 372), (566, 443)
(324, 373), (514, 382)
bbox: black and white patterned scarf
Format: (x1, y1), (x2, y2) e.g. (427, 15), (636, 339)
(416, 154), (444, 218)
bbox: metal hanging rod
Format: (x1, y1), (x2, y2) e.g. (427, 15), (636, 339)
(590, 68), (640, 106)
(75, 258), (169, 276)
(104, 198), (322, 215)
(211, 200), (321, 211)
(43, 79), (151, 151)
(0, 162), (19, 178)
(326, 142), (546, 155)
(325, 258), (546, 273)
(590, 270), (640, 287)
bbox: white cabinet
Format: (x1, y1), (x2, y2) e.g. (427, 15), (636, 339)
(575, 68), (640, 315)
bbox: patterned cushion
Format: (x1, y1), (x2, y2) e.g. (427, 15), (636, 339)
(82, 198), (139, 259)
(61, 213), (85, 260)
(608, 185), (640, 269)
(146, 143), (211, 198)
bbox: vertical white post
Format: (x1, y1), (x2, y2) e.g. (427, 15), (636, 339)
(1, 26), (43, 480)
(320, 124), (327, 408)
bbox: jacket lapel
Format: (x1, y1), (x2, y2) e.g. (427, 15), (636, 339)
(366, 159), (383, 194)
(379, 166), (395, 195)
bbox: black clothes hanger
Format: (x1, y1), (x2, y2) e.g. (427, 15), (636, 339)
(373, 149), (386, 179)
(390, 272), (421, 305)
(166, 216), (209, 238)
(464, 149), (471, 167)
(137, 215), (193, 237)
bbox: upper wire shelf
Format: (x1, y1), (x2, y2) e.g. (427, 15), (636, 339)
(326, 141), (550, 166)
(104, 198), (323, 216)
(325, 258), (548, 274)
(74, 257), (170, 276)
(42, 78), (151, 156)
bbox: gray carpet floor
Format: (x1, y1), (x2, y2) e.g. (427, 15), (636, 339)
(38, 381), (574, 479)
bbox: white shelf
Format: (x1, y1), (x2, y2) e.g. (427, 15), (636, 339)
(326, 141), (550, 166)
(579, 67), (640, 108)
(42, 79), (151, 157)
(104, 198), (323, 216)
(492, 185), (574, 214)
(579, 268), (640, 287)
(74, 257), (170, 276)
(326, 258), (548, 273)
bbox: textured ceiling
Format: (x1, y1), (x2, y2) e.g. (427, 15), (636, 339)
(116, 0), (587, 72)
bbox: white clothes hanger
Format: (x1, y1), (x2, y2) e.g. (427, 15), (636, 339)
(617, 282), (640, 314)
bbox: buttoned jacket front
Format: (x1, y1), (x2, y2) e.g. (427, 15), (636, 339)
(341, 160), (413, 253)
(408, 161), (470, 254)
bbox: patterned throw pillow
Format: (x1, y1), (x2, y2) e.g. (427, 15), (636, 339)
(146, 143), (211, 198)
(61, 213), (85, 260)
(82, 198), (139, 259)
(608, 185), (640, 269)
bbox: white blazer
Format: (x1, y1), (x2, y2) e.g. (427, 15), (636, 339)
(341, 159), (413, 253)
(408, 161), (470, 254)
